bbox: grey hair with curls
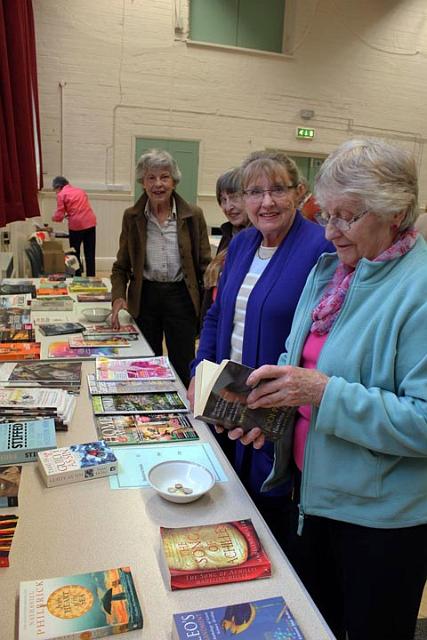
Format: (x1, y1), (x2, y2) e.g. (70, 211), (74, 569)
(135, 149), (182, 185)
(314, 139), (419, 231)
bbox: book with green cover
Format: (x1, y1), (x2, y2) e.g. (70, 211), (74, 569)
(91, 392), (188, 415)
(95, 413), (198, 445)
(19, 566), (143, 639)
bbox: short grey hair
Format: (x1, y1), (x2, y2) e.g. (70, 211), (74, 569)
(240, 150), (300, 190)
(315, 138), (419, 230)
(215, 168), (242, 204)
(135, 149), (182, 185)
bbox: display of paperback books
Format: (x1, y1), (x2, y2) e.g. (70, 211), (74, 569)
(87, 373), (176, 395)
(77, 292), (112, 302)
(0, 360), (82, 393)
(91, 391), (187, 415)
(160, 519), (271, 590)
(194, 359), (296, 441)
(95, 414), (198, 445)
(38, 322), (86, 336)
(0, 418), (56, 464)
(69, 335), (131, 348)
(38, 440), (118, 486)
(0, 465), (22, 507)
(0, 388), (76, 427)
(0, 342), (40, 361)
(95, 355), (175, 381)
(172, 596), (305, 640)
(18, 566), (143, 639)
(0, 327), (35, 342)
(47, 341), (118, 359)
(31, 296), (74, 311)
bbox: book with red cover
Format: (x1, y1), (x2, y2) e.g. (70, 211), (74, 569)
(160, 519), (271, 590)
(0, 342), (40, 361)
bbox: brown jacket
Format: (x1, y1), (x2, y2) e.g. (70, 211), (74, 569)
(111, 192), (211, 318)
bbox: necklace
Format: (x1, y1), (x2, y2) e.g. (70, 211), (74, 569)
(257, 245), (278, 260)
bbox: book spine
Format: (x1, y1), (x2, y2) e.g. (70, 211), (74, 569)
(41, 462), (118, 487)
(0, 448), (41, 464)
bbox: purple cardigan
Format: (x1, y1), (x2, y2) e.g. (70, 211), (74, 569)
(191, 212), (334, 497)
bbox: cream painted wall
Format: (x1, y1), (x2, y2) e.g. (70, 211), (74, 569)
(19, 0), (427, 273)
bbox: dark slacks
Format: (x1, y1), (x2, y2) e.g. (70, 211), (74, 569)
(69, 226), (96, 276)
(135, 280), (197, 387)
(285, 491), (427, 640)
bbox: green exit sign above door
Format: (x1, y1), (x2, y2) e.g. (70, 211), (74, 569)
(296, 127), (315, 139)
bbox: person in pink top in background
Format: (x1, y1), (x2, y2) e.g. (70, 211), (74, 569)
(52, 176), (97, 276)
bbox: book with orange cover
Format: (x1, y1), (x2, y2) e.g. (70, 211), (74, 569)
(0, 342), (40, 360)
(160, 519), (271, 590)
(36, 286), (68, 297)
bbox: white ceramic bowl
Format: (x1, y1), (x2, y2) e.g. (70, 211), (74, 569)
(81, 307), (111, 323)
(148, 460), (215, 503)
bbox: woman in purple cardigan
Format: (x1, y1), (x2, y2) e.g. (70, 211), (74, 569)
(187, 151), (333, 549)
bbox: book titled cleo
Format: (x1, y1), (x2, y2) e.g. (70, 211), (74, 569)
(38, 441), (118, 487)
(19, 566), (143, 640)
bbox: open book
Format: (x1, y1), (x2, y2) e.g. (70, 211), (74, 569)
(194, 359), (296, 441)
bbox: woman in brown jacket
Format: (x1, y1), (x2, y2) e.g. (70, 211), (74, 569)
(111, 149), (211, 386)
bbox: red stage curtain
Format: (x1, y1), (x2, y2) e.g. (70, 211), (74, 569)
(0, 0), (43, 228)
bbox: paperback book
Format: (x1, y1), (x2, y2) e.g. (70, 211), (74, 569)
(172, 596), (305, 640)
(31, 296), (74, 311)
(0, 464), (22, 507)
(195, 359), (296, 441)
(0, 327), (35, 343)
(76, 292), (112, 302)
(0, 283), (36, 297)
(68, 278), (108, 294)
(0, 514), (18, 567)
(91, 392), (187, 415)
(160, 519), (271, 590)
(38, 322), (86, 336)
(87, 373), (176, 395)
(48, 341), (118, 359)
(0, 360), (82, 391)
(83, 323), (138, 336)
(0, 387), (76, 427)
(38, 440), (118, 486)
(36, 285), (69, 297)
(95, 355), (175, 381)
(0, 294), (32, 308)
(0, 418), (56, 464)
(0, 342), (40, 361)
(19, 566), (143, 639)
(95, 414), (198, 445)
(0, 307), (32, 328)
(69, 335), (130, 348)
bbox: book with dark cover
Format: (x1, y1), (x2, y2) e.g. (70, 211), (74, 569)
(38, 322), (86, 336)
(0, 414), (67, 432)
(0, 360), (82, 389)
(0, 307), (32, 328)
(0, 418), (56, 464)
(91, 392), (188, 415)
(0, 327), (35, 343)
(95, 414), (198, 445)
(0, 283), (36, 297)
(19, 566), (143, 639)
(172, 596), (305, 639)
(38, 440), (118, 486)
(0, 514), (18, 567)
(194, 359), (296, 441)
(160, 519), (271, 590)
(0, 465), (22, 507)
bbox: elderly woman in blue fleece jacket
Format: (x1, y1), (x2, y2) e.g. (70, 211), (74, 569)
(187, 150), (333, 549)
(230, 139), (427, 640)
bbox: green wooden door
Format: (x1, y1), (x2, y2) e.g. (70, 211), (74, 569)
(135, 138), (200, 205)
(290, 155), (325, 191)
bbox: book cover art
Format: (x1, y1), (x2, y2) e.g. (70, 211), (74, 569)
(68, 278), (108, 293)
(0, 342), (40, 361)
(0, 307), (32, 328)
(195, 360), (296, 441)
(0, 293), (32, 308)
(76, 293), (112, 302)
(91, 392), (187, 415)
(95, 355), (175, 381)
(0, 418), (56, 464)
(19, 566), (143, 639)
(38, 441), (118, 486)
(0, 327), (35, 343)
(38, 323), (86, 336)
(87, 374), (176, 395)
(95, 414), (198, 445)
(173, 596), (305, 639)
(160, 519), (271, 590)
(0, 360), (82, 386)
(36, 286), (69, 297)
(0, 514), (18, 567)
(69, 335), (130, 348)
(0, 283), (36, 297)
(48, 341), (118, 359)
(83, 323), (138, 336)
(31, 296), (74, 311)
(0, 464), (22, 507)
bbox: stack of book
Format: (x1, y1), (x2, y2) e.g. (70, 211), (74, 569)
(0, 299), (39, 360)
(0, 387), (76, 430)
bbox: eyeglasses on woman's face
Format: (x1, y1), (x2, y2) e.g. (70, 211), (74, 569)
(243, 185), (297, 203)
(315, 209), (369, 233)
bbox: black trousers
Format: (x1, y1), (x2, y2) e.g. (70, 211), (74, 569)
(135, 280), (197, 387)
(285, 479), (427, 640)
(69, 226), (96, 276)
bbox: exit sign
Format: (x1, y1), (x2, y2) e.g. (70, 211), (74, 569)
(296, 127), (315, 139)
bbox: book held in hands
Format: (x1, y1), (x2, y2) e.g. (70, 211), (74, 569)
(19, 566), (143, 639)
(38, 440), (118, 486)
(194, 359), (296, 441)
(160, 519), (271, 590)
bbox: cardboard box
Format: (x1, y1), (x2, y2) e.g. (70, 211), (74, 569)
(42, 240), (65, 274)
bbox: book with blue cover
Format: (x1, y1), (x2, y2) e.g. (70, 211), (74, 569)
(172, 596), (304, 639)
(0, 419), (56, 464)
(38, 440), (118, 486)
(19, 566), (143, 639)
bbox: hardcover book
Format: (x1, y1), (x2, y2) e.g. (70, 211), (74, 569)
(0, 342), (40, 361)
(95, 414), (198, 445)
(160, 519), (271, 590)
(38, 323), (86, 336)
(172, 596), (305, 639)
(0, 418), (56, 464)
(87, 373), (176, 395)
(18, 566), (143, 639)
(38, 440), (118, 486)
(0, 464), (22, 507)
(95, 355), (175, 381)
(48, 341), (118, 359)
(91, 392), (187, 415)
(194, 359), (296, 441)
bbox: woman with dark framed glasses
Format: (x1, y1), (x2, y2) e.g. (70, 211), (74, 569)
(187, 150), (333, 548)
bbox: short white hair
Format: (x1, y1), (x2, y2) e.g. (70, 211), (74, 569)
(136, 148), (182, 184)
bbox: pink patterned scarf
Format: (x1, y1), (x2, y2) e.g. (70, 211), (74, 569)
(311, 229), (418, 335)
